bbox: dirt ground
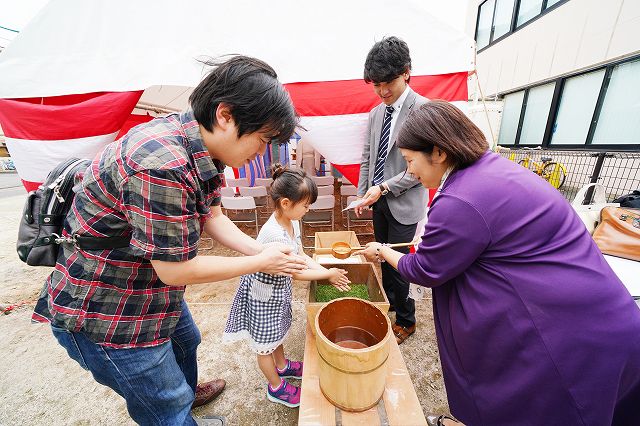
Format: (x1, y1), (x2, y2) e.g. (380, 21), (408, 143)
(0, 187), (449, 425)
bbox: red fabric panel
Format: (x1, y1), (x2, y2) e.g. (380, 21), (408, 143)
(0, 91), (143, 140)
(285, 72), (468, 117)
(21, 179), (40, 193)
(116, 113), (154, 139)
(331, 163), (361, 187)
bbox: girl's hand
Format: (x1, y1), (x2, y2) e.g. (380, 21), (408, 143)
(328, 268), (351, 292)
(361, 242), (383, 262)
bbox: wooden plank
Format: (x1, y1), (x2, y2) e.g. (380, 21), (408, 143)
(382, 338), (428, 425)
(299, 323), (426, 426)
(299, 323), (336, 426)
(341, 405), (381, 426)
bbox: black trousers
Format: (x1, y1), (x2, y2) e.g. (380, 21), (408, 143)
(372, 196), (417, 327)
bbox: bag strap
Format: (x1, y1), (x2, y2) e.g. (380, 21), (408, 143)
(572, 183), (606, 206)
(33, 233), (131, 250)
(618, 208), (640, 219)
(75, 234), (132, 250)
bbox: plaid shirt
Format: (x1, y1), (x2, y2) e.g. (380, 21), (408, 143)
(33, 110), (223, 348)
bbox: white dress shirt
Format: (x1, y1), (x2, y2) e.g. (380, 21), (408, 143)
(385, 84), (411, 155)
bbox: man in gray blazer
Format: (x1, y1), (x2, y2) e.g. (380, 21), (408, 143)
(356, 36), (428, 344)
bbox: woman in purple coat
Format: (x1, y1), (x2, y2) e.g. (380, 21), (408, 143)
(361, 101), (640, 426)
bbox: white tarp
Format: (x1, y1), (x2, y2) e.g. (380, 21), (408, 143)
(0, 0), (474, 104)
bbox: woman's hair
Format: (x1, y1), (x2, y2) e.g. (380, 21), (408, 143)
(269, 163), (318, 209)
(397, 100), (489, 169)
(189, 55), (298, 145)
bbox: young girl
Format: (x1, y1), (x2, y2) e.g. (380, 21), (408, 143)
(222, 164), (350, 408)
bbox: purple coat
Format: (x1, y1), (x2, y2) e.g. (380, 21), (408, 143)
(397, 152), (640, 425)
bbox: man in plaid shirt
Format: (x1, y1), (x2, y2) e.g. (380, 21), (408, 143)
(33, 56), (307, 425)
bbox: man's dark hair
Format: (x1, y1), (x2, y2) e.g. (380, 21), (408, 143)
(189, 56), (298, 144)
(363, 36), (412, 84)
(397, 100), (489, 169)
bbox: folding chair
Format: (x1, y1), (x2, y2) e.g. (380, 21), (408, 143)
(346, 195), (372, 236)
(311, 175), (334, 186)
(239, 186), (271, 222)
(225, 177), (249, 188)
(221, 196), (259, 236)
(253, 178), (273, 207)
(254, 178), (272, 190)
(239, 186), (269, 208)
(317, 185), (334, 196)
(339, 184), (357, 212)
(220, 186), (236, 197)
(302, 195), (335, 240)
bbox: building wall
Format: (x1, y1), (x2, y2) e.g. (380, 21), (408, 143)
(467, 0), (640, 97)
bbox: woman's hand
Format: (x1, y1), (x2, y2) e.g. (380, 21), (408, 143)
(361, 242), (384, 262)
(258, 245), (308, 276)
(327, 268), (351, 292)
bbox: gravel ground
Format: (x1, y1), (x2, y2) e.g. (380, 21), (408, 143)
(0, 189), (448, 425)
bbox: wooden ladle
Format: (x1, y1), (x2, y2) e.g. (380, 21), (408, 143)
(330, 239), (419, 259)
(330, 241), (362, 259)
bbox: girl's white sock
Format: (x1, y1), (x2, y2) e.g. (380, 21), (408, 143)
(276, 360), (290, 374)
(269, 378), (285, 392)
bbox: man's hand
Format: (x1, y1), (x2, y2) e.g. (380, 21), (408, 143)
(327, 268), (351, 292)
(258, 245), (308, 276)
(355, 185), (382, 217)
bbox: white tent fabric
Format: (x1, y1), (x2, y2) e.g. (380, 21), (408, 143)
(0, 0), (474, 103)
(0, 0), (474, 193)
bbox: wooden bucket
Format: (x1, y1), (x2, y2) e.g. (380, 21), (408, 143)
(315, 297), (391, 412)
(307, 262), (388, 337)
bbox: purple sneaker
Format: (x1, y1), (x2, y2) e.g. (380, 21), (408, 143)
(267, 379), (301, 408)
(277, 359), (303, 379)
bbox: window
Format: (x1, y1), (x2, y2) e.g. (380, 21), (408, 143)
(517, 0), (543, 26)
(592, 59), (640, 145)
(519, 83), (555, 145)
(493, 0), (516, 40)
(496, 56), (640, 149)
(551, 70), (606, 145)
(476, 0), (569, 51)
(498, 91), (525, 145)
(476, 0), (496, 50)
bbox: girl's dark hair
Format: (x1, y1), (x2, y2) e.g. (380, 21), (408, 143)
(270, 163), (318, 208)
(364, 36), (412, 84)
(189, 55), (298, 145)
(397, 100), (489, 169)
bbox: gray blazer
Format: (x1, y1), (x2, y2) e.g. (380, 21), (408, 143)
(357, 89), (428, 225)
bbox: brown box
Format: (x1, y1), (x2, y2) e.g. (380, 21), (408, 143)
(312, 252), (367, 265)
(306, 262), (389, 335)
(314, 231), (360, 255)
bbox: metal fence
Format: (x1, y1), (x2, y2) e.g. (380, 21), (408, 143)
(496, 148), (640, 204)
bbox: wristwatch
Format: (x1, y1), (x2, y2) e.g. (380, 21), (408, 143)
(378, 184), (389, 196)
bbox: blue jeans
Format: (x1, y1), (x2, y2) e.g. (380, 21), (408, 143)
(52, 301), (201, 425)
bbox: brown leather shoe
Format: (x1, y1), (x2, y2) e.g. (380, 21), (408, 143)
(392, 323), (416, 345)
(192, 379), (226, 408)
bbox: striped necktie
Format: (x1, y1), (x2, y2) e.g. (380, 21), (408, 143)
(372, 105), (395, 186)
